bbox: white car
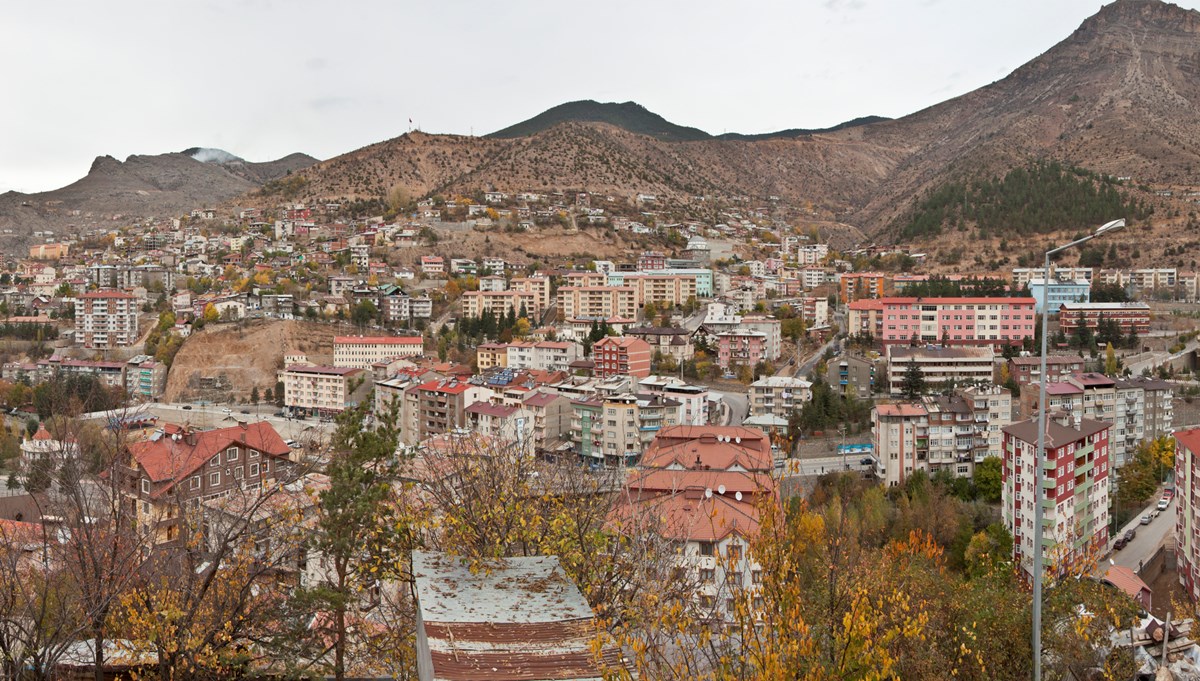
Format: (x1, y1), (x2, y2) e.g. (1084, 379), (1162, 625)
(222, 407), (232, 414)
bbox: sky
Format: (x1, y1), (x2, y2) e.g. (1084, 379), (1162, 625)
(2, 0), (1193, 193)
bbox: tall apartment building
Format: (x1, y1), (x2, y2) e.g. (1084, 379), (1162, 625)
(510, 275), (553, 314)
(835, 354), (875, 399)
(1002, 416), (1111, 582)
(593, 336), (652, 379)
(74, 290), (139, 348)
(958, 384), (1013, 462)
(1007, 355), (1086, 387)
(1012, 266), (1094, 289)
(870, 297), (1037, 348)
(838, 273), (887, 304)
(333, 336), (424, 368)
(556, 286), (639, 321)
(872, 403), (930, 486)
(1174, 428), (1200, 600)
(402, 379), (494, 445)
(739, 315), (783, 361)
(606, 272), (698, 308)
(846, 299), (885, 339)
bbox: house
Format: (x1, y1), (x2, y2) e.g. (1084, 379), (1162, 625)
(593, 336), (652, 379)
(120, 422), (295, 544)
(420, 255), (445, 276)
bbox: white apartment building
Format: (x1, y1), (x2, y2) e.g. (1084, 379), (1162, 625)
(958, 384), (1012, 462)
(504, 341), (583, 373)
(556, 286), (639, 321)
(1011, 266), (1094, 288)
(279, 364), (365, 414)
(748, 376), (813, 421)
(333, 336), (424, 369)
(885, 345), (995, 394)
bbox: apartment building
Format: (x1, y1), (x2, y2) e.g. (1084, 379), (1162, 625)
(1007, 355), (1086, 387)
(510, 275), (552, 314)
(556, 286), (639, 321)
(1058, 302), (1151, 337)
(475, 343), (509, 370)
(593, 336), (652, 379)
(461, 290), (541, 320)
(1002, 415), (1111, 582)
(505, 341), (583, 372)
(846, 299), (885, 339)
(571, 392), (681, 467)
(403, 379), (495, 445)
(792, 243), (829, 265)
(885, 345), (995, 394)
(958, 384), (1012, 462)
(739, 315), (783, 361)
(835, 354), (876, 399)
(1028, 279), (1090, 314)
(333, 335), (424, 368)
(638, 376), (709, 426)
(748, 376), (813, 420)
(716, 330), (768, 371)
(1174, 428), (1200, 600)
(638, 251), (667, 271)
(120, 422), (296, 544)
(124, 355), (167, 402)
(74, 290), (139, 348)
(607, 272), (698, 308)
(839, 272), (887, 303)
(1012, 266), (1094, 289)
(872, 297), (1037, 348)
(279, 364), (367, 415)
(872, 403), (929, 486)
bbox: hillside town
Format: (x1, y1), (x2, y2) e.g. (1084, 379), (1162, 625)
(0, 186), (1194, 678)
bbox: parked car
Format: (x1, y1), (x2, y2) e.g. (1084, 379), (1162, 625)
(1157, 498), (1170, 511)
(860, 457), (875, 467)
(1140, 514), (1152, 525)
(1165, 488), (1176, 501)
(1124, 529), (1136, 542)
(182, 405), (193, 410)
(1114, 536), (1129, 550)
(240, 409), (250, 414)
(222, 407), (232, 414)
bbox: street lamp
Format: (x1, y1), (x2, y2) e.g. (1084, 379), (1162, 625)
(1032, 218), (1125, 681)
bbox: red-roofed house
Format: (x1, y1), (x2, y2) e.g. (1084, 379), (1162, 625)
(609, 425), (776, 618)
(120, 422), (294, 543)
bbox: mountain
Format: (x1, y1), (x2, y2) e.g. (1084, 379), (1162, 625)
(488, 101), (712, 142)
(714, 116), (891, 141)
(0, 149), (317, 243)
(287, 0), (1200, 262)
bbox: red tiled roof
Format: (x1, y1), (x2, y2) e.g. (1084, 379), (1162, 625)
(129, 422), (289, 489)
(1176, 427), (1200, 457)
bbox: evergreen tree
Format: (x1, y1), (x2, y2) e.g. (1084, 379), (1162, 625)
(901, 359), (927, 399)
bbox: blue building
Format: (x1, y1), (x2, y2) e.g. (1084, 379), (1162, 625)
(1029, 278), (1090, 314)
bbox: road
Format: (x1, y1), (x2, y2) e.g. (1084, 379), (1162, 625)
(794, 336), (840, 379)
(778, 454), (873, 477)
(718, 391), (749, 427)
(1110, 493), (1175, 572)
(1125, 338), (1200, 376)
(681, 309), (707, 333)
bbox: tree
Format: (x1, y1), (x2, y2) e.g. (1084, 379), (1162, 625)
(249, 386), (260, 406)
(974, 456), (1002, 503)
(642, 301), (658, 322)
(901, 359), (927, 399)
(202, 304), (219, 324)
(1104, 342), (1118, 376)
(301, 405), (410, 681)
(351, 299), (377, 328)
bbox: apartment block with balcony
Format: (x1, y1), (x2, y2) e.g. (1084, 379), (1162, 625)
(836, 354), (875, 399)
(1002, 416), (1111, 582)
(279, 364), (367, 416)
(74, 290), (139, 348)
(872, 403), (930, 486)
(958, 384), (1012, 463)
(462, 290), (541, 320)
(333, 335), (424, 369)
(556, 286), (639, 321)
(593, 336), (652, 379)
(885, 345), (995, 394)
(875, 297), (1037, 348)
(716, 331), (767, 371)
(1174, 428), (1200, 600)
(1058, 302), (1150, 337)
(748, 376), (813, 421)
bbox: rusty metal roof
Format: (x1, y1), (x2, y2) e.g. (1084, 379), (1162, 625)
(412, 551), (624, 680)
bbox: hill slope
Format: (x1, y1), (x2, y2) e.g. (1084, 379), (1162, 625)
(0, 148), (317, 248)
(142, 0), (1200, 264)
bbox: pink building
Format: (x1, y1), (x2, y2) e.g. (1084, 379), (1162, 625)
(637, 251), (667, 271)
(717, 330), (767, 371)
(876, 297), (1037, 348)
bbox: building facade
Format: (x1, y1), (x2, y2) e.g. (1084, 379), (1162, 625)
(75, 290), (139, 348)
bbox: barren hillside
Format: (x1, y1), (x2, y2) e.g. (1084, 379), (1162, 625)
(164, 320), (337, 404)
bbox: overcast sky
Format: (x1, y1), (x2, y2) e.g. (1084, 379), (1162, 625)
(2, 0), (1189, 193)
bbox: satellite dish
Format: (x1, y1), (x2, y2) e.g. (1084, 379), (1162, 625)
(735, 491), (743, 501)
(735, 437), (741, 444)
(704, 488), (713, 498)
(718, 484), (726, 495)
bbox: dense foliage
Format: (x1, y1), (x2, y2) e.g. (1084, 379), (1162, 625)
(897, 161), (1152, 239)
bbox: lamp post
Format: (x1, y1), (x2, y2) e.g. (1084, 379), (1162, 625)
(1032, 218), (1124, 681)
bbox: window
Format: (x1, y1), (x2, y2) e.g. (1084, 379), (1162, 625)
(210, 472), (221, 486)
(210, 455), (220, 467)
(699, 568), (715, 583)
(227, 447), (239, 462)
(141, 479), (150, 494)
(752, 570), (763, 584)
(249, 462), (259, 477)
(190, 476), (200, 491)
(250, 449), (260, 459)
(727, 545), (742, 561)
(698, 541), (714, 556)
(234, 467), (244, 481)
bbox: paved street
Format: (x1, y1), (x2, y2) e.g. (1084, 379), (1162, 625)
(1110, 493), (1175, 572)
(778, 453), (872, 477)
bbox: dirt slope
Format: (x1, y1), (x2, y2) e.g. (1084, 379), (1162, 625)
(164, 320), (337, 404)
